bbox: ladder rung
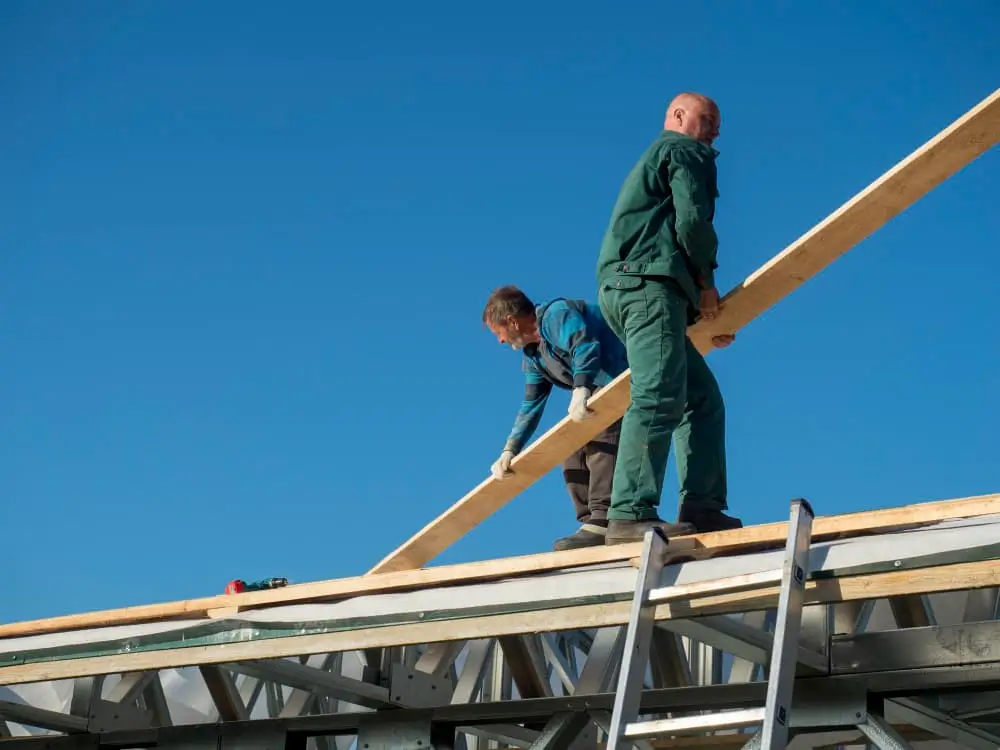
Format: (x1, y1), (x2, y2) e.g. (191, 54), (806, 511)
(648, 568), (783, 604)
(624, 707), (766, 739)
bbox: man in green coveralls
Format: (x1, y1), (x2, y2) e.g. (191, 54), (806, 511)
(595, 92), (744, 545)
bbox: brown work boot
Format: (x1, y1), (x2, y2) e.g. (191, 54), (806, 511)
(605, 518), (695, 545)
(552, 522), (607, 551)
(678, 505), (743, 533)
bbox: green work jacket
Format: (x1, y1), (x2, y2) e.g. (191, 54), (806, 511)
(596, 130), (721, 313)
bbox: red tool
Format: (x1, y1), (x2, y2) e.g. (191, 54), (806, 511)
(224, 577), (288, 594)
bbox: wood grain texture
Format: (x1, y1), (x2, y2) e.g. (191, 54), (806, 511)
(368, 88), (1000, 575)
(1, 493), (996, 640)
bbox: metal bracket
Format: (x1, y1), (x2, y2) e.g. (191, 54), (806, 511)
(787, 680), (868, 729)
(88, 699), (154, 733)
(356, 711), (454, 750)
(389, 664), (453, 708)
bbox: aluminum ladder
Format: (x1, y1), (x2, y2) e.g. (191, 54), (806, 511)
(605, 498), (815, 750)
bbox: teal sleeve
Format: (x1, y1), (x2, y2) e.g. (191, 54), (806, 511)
(667, 146), (719, 289)
(504, 359), (552, 453)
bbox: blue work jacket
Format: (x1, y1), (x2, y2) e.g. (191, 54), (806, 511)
(504, 298), (627, 453)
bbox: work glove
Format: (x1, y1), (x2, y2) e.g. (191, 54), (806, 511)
(568, 387), (592, 422)
(490, 449), (515, 480)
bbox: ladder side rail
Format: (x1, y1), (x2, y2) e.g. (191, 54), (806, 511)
(759, 498), (815, 750)
(605, 529), (670, 749)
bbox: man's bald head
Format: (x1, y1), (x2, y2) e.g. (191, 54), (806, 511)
(664, 92), (720, 146)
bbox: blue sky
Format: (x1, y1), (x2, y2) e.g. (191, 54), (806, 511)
(3, 1), (997, 622)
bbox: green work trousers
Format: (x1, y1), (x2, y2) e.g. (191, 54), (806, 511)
(597, 274), (728, 521)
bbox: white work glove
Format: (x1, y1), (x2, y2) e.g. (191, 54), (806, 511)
(490, 449), (515, 480)
(568, 386), (592, 422)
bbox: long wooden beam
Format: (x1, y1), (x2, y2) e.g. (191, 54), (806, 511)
(1, 493), (997, 639)
(368, 88), (1000, 575)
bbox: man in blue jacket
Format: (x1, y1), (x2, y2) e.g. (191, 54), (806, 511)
(482, 285), (693, 551)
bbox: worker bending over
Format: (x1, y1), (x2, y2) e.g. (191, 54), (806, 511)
(595, 91), (743, 545)
(482, 285), (691, 551)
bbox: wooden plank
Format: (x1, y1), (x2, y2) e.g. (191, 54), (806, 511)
(2, 557), (998, 686)
(690, 492), (1000, 549)
(1, 493), (997, 639)
(367, 88), (1000, 575)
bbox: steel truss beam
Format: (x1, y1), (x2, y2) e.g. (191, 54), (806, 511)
(3, 596), (1000, 749)
(5, 663), (1000, 749)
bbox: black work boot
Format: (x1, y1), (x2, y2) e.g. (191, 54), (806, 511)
(679, 505), (744, 533)
(553, 522), (607, 551)
(605, 518), (695, 545)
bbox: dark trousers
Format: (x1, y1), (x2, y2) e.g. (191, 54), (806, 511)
(561, 418), (622, 523)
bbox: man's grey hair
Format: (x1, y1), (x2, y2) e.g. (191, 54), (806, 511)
(482, 285), (535, 326)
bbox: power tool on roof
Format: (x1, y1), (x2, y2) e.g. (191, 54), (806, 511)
(224, 577), (288, 595)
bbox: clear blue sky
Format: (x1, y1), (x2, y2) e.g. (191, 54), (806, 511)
(3, 1), (997, 623)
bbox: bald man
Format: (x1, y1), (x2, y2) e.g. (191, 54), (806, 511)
(594, 92), (743, 545)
